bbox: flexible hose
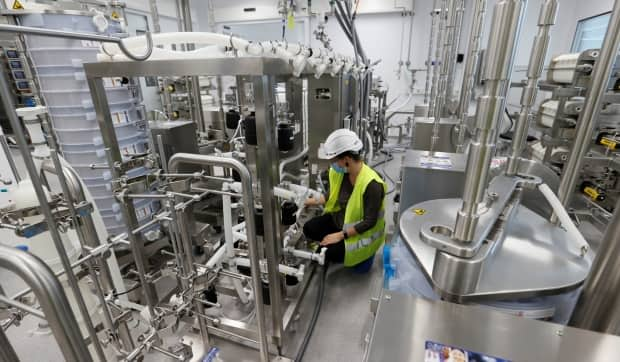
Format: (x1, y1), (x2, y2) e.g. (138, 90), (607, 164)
(295, 263), (328, 362)
(538, 183), (590, 256)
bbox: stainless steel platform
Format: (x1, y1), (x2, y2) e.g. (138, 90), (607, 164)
(365, 291), (620, 362)
(400, 199), (593, 301)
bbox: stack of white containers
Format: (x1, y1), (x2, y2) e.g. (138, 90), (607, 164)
(21, 12), (157, 236)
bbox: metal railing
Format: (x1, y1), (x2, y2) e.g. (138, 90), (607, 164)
(0, 244), (92, 362)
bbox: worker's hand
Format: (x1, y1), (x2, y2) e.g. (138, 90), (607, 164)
(320, 231), (344, 246)
(304, 197), (316, 207)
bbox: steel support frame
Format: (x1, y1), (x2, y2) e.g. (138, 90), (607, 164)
(84, 57), (299, 362)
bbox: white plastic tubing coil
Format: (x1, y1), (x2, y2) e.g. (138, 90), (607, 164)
(99, 31), (363, 78)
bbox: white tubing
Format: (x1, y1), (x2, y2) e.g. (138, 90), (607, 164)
(205, 244), (227, 269)
(283, 247), (326, 266)
(234, 257), (304, 281)
(97, 32), (358, 78)
(233, 231), (247, 242)
(285, 183), (322, 200)
(232, 221), (245, 232)
(538, 183), (590, 257)
(274, 186), (297, 201)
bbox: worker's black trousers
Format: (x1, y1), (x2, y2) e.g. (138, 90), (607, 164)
(303, 213), (345, 263)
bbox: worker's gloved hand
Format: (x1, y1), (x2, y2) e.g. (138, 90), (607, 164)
(304, 195), (325, 208)
(320, 231), (344, 246)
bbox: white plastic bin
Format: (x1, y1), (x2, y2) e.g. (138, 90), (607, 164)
(54, 120), (145, 145)
(49, 102), (139, 124)
(43, 87), (132, 108)
(82, 179), (112, 198)
(28, 48), (99, 68)
(38, 70), (126, 91)
(70, 165), (109, 179)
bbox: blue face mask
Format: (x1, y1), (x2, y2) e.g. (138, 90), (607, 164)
(331, 162), (347, 174)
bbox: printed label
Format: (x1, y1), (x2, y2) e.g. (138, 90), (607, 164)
(425, 341), (511, 362)
(420, 156), (452, 169)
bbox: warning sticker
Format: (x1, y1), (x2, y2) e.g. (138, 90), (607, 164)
(12, 0), (24, 10)
(111, 11), (120, 19)
(413, 208), (426, 216)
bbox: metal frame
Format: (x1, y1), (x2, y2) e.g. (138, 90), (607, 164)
(83, 57), (304, 362)
(0, 244), (92, 362)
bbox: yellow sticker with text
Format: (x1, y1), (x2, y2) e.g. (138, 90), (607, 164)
(413, 208), (426, 216)
(12, 0), (24, 10)
(111, 11), (120, 19)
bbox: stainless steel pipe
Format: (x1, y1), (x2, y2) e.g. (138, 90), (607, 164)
(177, 0), (205, 133)
(445, 0), (465, 106)
(0, 24), (152, 61)
(424, 0), (440, 104)
(553, 0), (620, 220)
(430, 0), (458, 152)
(168, 153), (270, 362)
(0, 67), (105, 361)
(453, 0), (526, 242)
(0, 245), (92, 362)
(429, 0), (447, 117)
(456, 0), (488, 152)
(507, 0), (558, 175)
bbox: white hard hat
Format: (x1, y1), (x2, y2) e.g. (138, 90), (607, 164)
(318, 128), (363, 159)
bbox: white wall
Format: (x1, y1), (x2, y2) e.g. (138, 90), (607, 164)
(143, 0), (617, 120)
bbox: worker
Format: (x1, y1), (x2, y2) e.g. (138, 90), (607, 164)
(303, 129), (387, 268)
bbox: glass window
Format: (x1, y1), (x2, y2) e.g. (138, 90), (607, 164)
(571, 12), (611, 52)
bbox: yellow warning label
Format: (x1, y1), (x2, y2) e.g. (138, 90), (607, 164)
(413, 208), (426, 216)
(584, 187), (600, 201)
(12, 0), (24, 10)
(601, 137), (617, 150)
(111, 11), (119, 19)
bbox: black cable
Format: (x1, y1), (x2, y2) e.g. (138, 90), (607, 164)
(295, 263), (328, 362)
(113, 282), (141, 297)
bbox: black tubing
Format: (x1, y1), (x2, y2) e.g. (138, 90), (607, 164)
(295, 263), (329, 362)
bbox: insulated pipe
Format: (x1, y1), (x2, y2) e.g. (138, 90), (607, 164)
(553, 0), (620, 222)
(0, 245), (92, 362)
(168, 153), (269, 362)
(456, 0), (488, 152)
(453, 0), (526, 242)
(507, 0), (558, 175)
(569, 198), (620, 333)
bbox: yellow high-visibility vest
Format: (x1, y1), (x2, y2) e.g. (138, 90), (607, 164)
(324, 164), (386, 266)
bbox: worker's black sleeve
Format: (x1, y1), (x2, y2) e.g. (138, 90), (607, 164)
(353, 180), (384, 234)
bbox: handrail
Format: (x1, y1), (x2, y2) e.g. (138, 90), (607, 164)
(0, 24), (153, 61)
(0, 244), (92, 362)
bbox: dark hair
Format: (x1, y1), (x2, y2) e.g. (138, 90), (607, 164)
(336, 151), (362, 161)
